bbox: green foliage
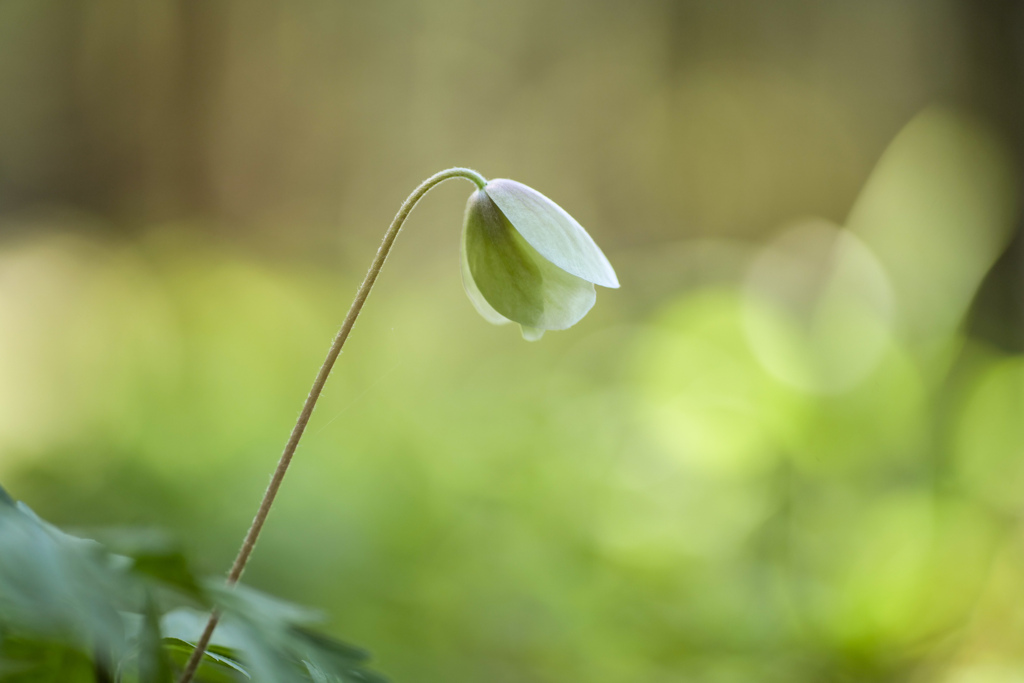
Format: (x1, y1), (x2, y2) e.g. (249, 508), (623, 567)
(0, 492), (383, 683)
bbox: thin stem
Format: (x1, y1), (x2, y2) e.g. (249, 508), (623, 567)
(177, 167), (487, 683)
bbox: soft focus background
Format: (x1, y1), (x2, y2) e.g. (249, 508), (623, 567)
(2, 1), (1024, 681)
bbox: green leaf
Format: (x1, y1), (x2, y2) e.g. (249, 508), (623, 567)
(483, 178), (619, 288)
(171, 584), (385, 683)
(0, 503), (132, 657)
(160, 609), (248, 652)
(162, 639), (249, 682)
(0, 637), (96, 683)
(300, 657), (387, 683)
(98, 529), (205, 599)
(303, 661), (333, 683)
(137, 596), (171, 683)
(463, 189), (596, 335)
(0, 497), (382, 683)
(205, 582), (324, 628)
(289, 627), (369, 665)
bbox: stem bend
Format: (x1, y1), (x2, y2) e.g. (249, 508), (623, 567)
(177, 167), (487, 683)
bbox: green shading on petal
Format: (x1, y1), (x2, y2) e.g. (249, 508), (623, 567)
(463, 190), (596, 331)
(460, 224), (512, 326)
(484, 178), (619, 288)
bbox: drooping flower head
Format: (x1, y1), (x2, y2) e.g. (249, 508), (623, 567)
(461, 179), (619, 340)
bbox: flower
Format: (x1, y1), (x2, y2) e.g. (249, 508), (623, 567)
(460, 178), (619, 340)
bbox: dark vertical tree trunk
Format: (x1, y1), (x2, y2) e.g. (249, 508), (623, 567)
(62, 0), (227, 228)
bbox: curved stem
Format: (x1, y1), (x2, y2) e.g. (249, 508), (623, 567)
(177, 167), (487, 683)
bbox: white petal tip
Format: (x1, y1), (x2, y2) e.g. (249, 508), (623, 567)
(520, 325), (545, 341)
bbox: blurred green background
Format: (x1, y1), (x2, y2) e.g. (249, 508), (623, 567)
(2, 1), (1024, 681)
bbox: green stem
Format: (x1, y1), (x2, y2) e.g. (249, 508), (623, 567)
(177, 167), (487, 683)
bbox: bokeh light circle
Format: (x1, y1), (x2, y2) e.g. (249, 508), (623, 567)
(742, 219), (894, 394)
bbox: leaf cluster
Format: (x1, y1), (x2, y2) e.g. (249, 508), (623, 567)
(0, 485), (383, 683)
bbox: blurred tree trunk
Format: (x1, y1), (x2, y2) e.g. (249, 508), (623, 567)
(70, 0), (227, 225)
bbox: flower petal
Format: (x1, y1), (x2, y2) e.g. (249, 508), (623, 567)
(520, 325), (545, 341)
(463, 189), (596, 331)
(483, 178), (619, 288)
(460, 223), (512, 326)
